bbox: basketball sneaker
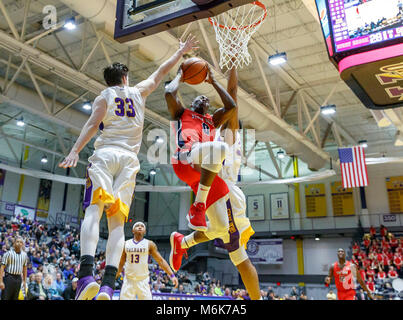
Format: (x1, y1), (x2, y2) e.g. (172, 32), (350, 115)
(169, 232), (188, 272)
(96, 286), (114, 300)
(187, 202), (207, 231)
(75, 276), (100, 300)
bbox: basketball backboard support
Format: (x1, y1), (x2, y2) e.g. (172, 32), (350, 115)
(114, 0), (253, 42)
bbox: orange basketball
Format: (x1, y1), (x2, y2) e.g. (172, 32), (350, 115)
(181, 57), (208, 85)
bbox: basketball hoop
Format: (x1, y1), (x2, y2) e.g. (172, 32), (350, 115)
(208, 1), (267, 70)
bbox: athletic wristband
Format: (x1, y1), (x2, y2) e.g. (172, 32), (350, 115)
(170, 274), (176, 278)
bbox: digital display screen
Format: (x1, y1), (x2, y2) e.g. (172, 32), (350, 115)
(327, 0), (403, 52)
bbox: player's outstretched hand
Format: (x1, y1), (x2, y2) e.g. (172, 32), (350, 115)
(205, 64), (216, 84)
(179, 33), (199, 54)
(324, 276), (331, 285)
(59, 151), (79, 168)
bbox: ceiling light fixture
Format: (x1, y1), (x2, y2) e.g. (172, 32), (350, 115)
(320, 104), (336, 115)
(268, 52), (287, 66)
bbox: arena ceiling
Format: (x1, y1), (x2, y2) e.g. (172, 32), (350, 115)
(0, 0), (402, 183)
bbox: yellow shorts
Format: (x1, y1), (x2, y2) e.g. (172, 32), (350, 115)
(83, 147), (140, 221)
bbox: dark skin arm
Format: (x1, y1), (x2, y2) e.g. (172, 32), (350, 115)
(149, 241), (178, 288)
(325, 265), (334, 285)
(221, 65), (239, 144)
(208, 65), (237, 128)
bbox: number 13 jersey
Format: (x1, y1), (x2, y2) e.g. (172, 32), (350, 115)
(124, 238), (150, 281)
(95, 86), (145, 154)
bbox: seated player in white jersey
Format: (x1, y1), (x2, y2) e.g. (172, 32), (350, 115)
(117, 221), (178, 300)
(58, 35), (198, 300)
(169, 64), (262, 300)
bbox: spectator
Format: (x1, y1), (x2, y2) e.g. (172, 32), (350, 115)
(356, 288), (368, 300)
(62, 277), (78, 300)
(388, 266), (398, 280)
(151, 283), (161, 294)
(27, 272), (48, 300)
(267, 292), (275, 300)
(380, 225), (388, 238)
(377, 268), (386, 282)
(62, 264), (74, 280)
(369, 226), (376, 239)
(54, 272), (65, 296)
(43, 274), (63, 300)
(202, 271), (211, 285)
(326, 290), (337, 300)
(173, 284), (185, 294)
(214, 281), (224, 296)
(290, 286), (299, 297)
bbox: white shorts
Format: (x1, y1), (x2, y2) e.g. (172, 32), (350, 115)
(120, 276), (152, 300)
(207, 182), (255, 266)
(83, 146), (140, 220)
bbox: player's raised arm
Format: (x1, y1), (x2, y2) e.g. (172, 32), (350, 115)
(59, 96), (107, 168)
(136, 34), (199, 99)
(208, 65), (237, 128)
(149, 240), (178, 288)
(164, 68), (185, 120)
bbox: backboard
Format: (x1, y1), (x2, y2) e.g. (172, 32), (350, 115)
(114, 0), (253, 42)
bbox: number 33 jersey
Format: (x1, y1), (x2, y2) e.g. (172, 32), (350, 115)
(95, 86), (145, 154)
(124, 238), (150, 281)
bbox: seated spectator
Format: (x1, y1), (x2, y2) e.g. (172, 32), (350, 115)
(356, 288), (368, 300)
(208, 286), (217, 296)
(377, 268), (386, 282)
(224, 287), (232, 298)
(326, 290), (336, 300)
(380, 225), (388, 238)
(27, 272), (48, 300)
(267, 292), (275, 300)
(388, 266), (398, 280)
(366, 280), (375, 294)
(43, 274), (63, 300)
(369, 226), (376, 239)
(54, 272), (65, 296)
(62, 277), (78, 300)
(202, 271), (211, 285)
(290, 286), (299, 297)
(62, 264), (74, 280)
(151, 283), (161, 294)
(393, 253), (402, 271)
(214, 280), (224, 296)
(366, 267), (375, 282)
(173, 284), (186, 295)
(363, 236), (371, 251)
(352, 242), (360, 256)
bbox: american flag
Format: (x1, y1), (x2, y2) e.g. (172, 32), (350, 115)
(338, 147), (368, 188)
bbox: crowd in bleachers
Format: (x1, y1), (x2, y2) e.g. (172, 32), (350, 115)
(349, 225), (402, 299)
(1, 214), (402, 300)
(0, 215), (106, 300)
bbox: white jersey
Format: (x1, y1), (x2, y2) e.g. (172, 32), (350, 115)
(124, 238), (150, 281)
(216, 128), (242, 183)
(94, 85), (145, 154)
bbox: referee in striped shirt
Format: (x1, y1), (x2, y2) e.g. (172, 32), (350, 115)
(0, 236), (28, 300)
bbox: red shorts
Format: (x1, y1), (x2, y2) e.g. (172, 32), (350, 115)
(172, 161), (229, 209)
(337, 290), (356, 300)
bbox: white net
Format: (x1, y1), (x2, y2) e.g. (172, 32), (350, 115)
(209, 1), (267, 70)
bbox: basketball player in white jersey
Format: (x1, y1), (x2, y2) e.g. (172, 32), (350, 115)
(59, 35), (198, 300)
(116, 221), (178, 300)
(169, 64), (262, 300)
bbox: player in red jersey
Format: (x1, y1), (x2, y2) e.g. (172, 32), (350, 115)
(164, 64), (236, 271)
(325, 248), (373, 300)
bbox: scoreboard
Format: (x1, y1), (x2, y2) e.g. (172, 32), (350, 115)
(315, 0), (403, 109)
